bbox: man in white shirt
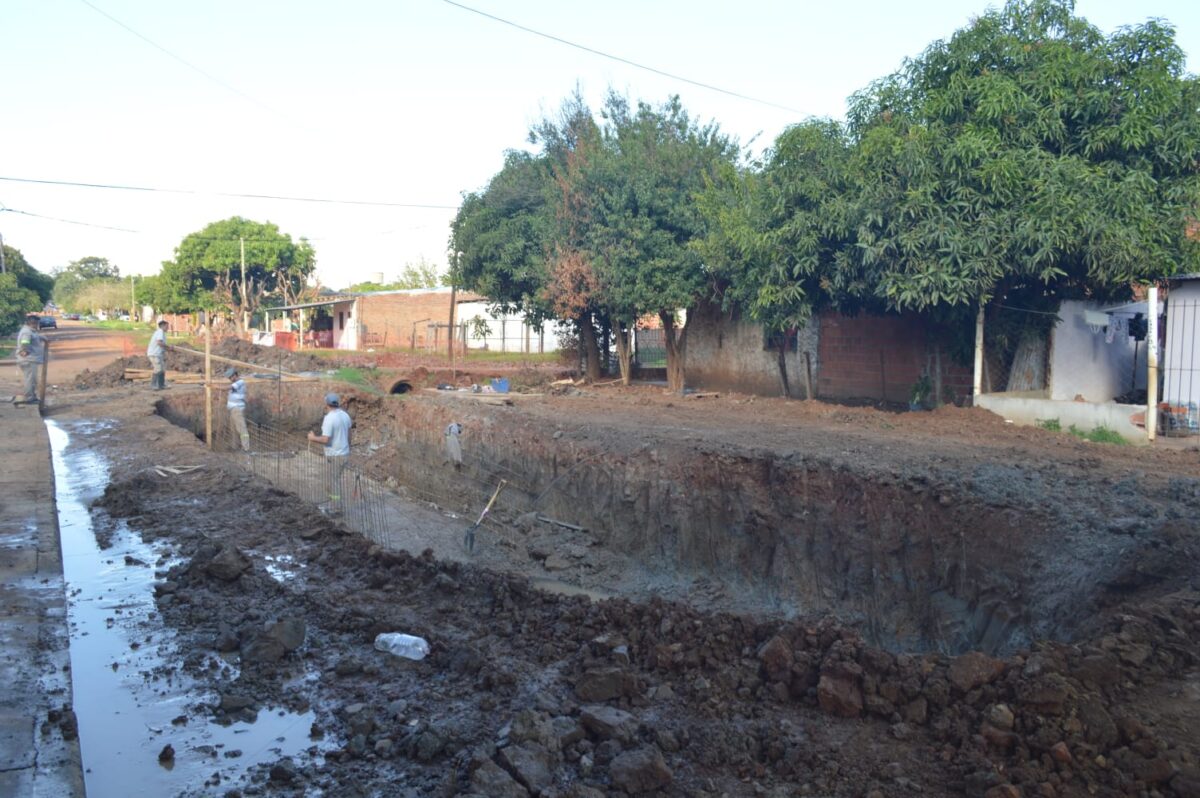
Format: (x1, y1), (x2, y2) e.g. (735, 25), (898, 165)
(14, 314), (45, 405)
(307, 392), (352, 513)
(146, 320), (170, 390)
(224, 367), (250, 451)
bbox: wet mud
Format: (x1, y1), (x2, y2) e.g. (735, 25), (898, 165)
(50, 382), (1200, 796)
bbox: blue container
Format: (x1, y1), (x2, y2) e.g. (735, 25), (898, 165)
(491, 377), (510, 393)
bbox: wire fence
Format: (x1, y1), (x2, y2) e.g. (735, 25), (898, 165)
(198, 401), (558, 554)
(1161, 299), (1200, 437)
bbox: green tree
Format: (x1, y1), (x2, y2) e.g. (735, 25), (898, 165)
(584, 93), (738, 392)
(343, 258), (445, 292)
(52, 256), (120, 312)
(0, 244), (53, 333)
(160, 217), (316, 327)
(839, 0), (1200, 311)
(700, 120), (853, 395)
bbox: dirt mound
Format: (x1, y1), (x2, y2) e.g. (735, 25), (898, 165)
(74, 356), (142, 389)
(207, 338), (329, 374)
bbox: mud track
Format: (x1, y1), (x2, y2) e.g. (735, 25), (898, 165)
(54, 382), (1200, 797)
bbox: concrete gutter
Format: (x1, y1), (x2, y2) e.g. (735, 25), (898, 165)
(0, 395), (85, 797)
(976, 393), (1146, 444)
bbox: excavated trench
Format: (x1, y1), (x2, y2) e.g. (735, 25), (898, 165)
(156, 387), (1176, 657)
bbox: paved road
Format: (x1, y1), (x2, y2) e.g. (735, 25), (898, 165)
(0, 323), (129, 797)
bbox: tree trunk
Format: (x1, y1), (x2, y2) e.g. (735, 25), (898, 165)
(614, 321), (633, 385)
(661, 310), (688, 394)
(776, 344), (793, 399)
(579, 314), (602, 382)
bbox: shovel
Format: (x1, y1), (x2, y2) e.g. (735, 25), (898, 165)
(464, 479), (506, 553)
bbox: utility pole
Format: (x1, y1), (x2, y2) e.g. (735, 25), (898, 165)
(1147, 284), (1160, 442)
(130, 275), (136, 321)
(240, 236), (249, 332)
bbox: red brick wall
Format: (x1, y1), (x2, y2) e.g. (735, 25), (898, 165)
(356, 291), (484, 350)
(817, 311), (973, 403)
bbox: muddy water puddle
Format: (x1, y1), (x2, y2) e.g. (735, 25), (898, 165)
(49, 420), (325, 798)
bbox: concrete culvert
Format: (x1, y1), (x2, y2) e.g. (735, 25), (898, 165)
(389, 380), (412, 395)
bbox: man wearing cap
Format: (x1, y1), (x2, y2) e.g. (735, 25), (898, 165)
(224, 367), (250, 451)
(146, 320), (171, 390)
(307, 392), (352, 513)
(13, 314), (46, 405)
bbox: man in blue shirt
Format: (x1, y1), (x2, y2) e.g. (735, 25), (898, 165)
(307, 392), (351, 513)
(224, 367), (250, 451)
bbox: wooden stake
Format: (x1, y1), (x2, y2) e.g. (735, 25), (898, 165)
(204, 319), (213, 449)
(38, 342), (49, 412)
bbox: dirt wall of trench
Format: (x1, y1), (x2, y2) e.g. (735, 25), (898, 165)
(158, 387), (1195, 657)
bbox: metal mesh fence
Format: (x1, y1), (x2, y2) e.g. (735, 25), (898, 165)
(1161, 299), (1200, 437)
(204, 405), (547, 553)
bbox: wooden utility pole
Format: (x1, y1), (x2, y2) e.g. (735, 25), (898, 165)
(448, 284), (458, 379)
(973, 302), (985, 398)
(38, 342), (49, 412)
(240, 237), (249, 332)
(1147, 284), (1159, 442)
(204, 315), (213, 449)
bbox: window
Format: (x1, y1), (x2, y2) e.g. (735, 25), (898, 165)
(764, 327), (797, 352)
(339, 311), (345, 331)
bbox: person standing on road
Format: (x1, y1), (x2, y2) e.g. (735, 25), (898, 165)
(307, 392), (352, 513)
(147, 320), (171, 390)
(13, 314), (46, 405)
(224, 367), (250, 451)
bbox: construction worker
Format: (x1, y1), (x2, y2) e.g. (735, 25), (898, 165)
(147, 320), (171, 390)
(224, 368), (250, 451)
(307, 392), (351, 514)
(13, 314), (45, 405)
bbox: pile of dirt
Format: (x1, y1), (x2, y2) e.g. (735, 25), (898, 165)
(74, 355), (142, 389)
(88, 445), (1200, 798)
(206, 338), (330, 375)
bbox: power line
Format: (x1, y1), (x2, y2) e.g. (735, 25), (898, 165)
(0, 203), (140, 233)
(0, 176), (459, 210)
(77, 0), (298, 125)
(440, 0), (806, 116)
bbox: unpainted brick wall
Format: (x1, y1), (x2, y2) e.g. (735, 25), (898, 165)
(356, 292), (484, 350)
(817, 312), (972, 403)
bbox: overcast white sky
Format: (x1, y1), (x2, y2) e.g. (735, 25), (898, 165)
(2, 0), (1197, 289)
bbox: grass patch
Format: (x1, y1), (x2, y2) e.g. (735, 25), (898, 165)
(1035, 418), (1061, 432)
(92, 320), (155, 331)
(0, 341), (13, 360)
(1068, 424), (1128, 445)
(463, 350), (563, 364)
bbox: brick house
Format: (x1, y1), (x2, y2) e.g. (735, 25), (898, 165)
(263, 288), (485, 351)
(686, 300), (972, 402)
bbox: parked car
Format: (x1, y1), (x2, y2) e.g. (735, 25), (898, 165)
(66, 313), (81, 321)
(120, 314), (131, 322)
(38, 316), (57, 329)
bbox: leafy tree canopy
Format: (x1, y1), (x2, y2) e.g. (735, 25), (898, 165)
(839, 0), (1200, 310)
(1, 244), (53, 332)
(343, 258), (444, 292)
(159, 217), (316, 325)
(53, 256), (121, 313)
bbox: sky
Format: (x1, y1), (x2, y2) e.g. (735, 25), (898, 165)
(2, 0), (1198, 290)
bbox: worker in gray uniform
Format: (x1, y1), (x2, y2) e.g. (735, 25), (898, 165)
(13, 314), (45, 405)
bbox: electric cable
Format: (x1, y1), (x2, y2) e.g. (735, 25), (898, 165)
(440, 0), (806, 115)
(0, 175), (459, 210)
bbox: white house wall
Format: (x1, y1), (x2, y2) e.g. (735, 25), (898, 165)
(456, 301), (570, 352)
(1049, 300), (1140, 402)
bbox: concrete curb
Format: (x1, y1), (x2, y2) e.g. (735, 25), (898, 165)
(0, 394), (85, 797)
